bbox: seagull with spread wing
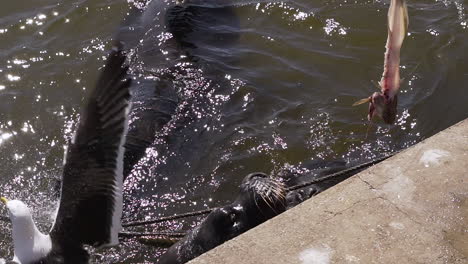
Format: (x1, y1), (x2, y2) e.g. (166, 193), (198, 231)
(1, 45), (131, 264)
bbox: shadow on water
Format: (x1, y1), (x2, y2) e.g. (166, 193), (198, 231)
(0, 0), (467, 262)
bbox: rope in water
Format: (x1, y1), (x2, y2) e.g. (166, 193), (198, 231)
(121, 151), (398, 228)
(0, 216), (187, 238)
(286, 150), (398, 192)
(119, 231), (187, 238)
(122, 208), (214, 227)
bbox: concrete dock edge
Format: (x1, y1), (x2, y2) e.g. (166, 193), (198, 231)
(189, 119), (468, 264)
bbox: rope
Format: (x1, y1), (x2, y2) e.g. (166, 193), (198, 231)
(122, 208), (215, 227)
(121, 151), (398, 227)
(287, 151), (398, 191)
(119, 231), (187, 238)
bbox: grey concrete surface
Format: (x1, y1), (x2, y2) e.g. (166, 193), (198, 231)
(189, 119), (468, 264)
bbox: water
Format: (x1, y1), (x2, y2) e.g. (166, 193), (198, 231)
(0, 0), (467, 262)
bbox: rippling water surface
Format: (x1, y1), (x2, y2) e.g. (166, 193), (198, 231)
(1, 0), (467, 262)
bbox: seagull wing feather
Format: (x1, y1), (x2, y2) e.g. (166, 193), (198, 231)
(50, 46), (131, 247)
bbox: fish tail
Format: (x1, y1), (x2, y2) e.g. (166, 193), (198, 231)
(387, 0), (409, 49)
(402, 0), (409, 30)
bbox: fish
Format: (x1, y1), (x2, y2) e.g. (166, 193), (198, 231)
(354, 0), (409, 124)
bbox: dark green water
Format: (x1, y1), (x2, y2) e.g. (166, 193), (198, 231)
(0, 0), (467, 262)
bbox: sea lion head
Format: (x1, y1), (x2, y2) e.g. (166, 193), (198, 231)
(196, 172), (287, 244)
(157, 173), (286, 264)
(236, 172), (287, 221)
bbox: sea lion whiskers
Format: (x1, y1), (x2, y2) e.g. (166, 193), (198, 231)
(272, 180), (286, 198)
(257, 190), (281, 216)
(270, 180), (286, 201)
(252, 178), (286, 213)
(248, 180), (273, 212)
(254, 190), (268, 212)
(267, 180), (286, 202)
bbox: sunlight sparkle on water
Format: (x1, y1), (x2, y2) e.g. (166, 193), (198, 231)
(21, 122), (35, 134)
(12, 59), (27, 65)
(6, 74), (20, 81)
(14, 153), (24, 160)
(294, 11), (310, 21)
(0, 132), (13, 146)
(426, 28), (439, 36)
(323, 18), (348, 36)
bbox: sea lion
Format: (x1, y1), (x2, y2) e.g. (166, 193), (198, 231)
(118, 0), (241, 180)
(156, 159), (372, 263)
(157, 172), (286, 264)
(123, 76), (179, 179)
(117, 0), (240, 72)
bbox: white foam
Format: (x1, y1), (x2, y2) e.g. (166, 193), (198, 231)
(419, 149), (450, 167)
(299, 246), (333, 264)
(0, 258), (5, 264)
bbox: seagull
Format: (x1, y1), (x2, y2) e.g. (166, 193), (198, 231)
(1, 45), (132, 264)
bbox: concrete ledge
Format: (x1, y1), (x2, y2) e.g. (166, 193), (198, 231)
(189, 119), (468, 264)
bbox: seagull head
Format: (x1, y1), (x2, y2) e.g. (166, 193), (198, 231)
(1, 197), (51, 264)
(1, 198), (33, 222)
